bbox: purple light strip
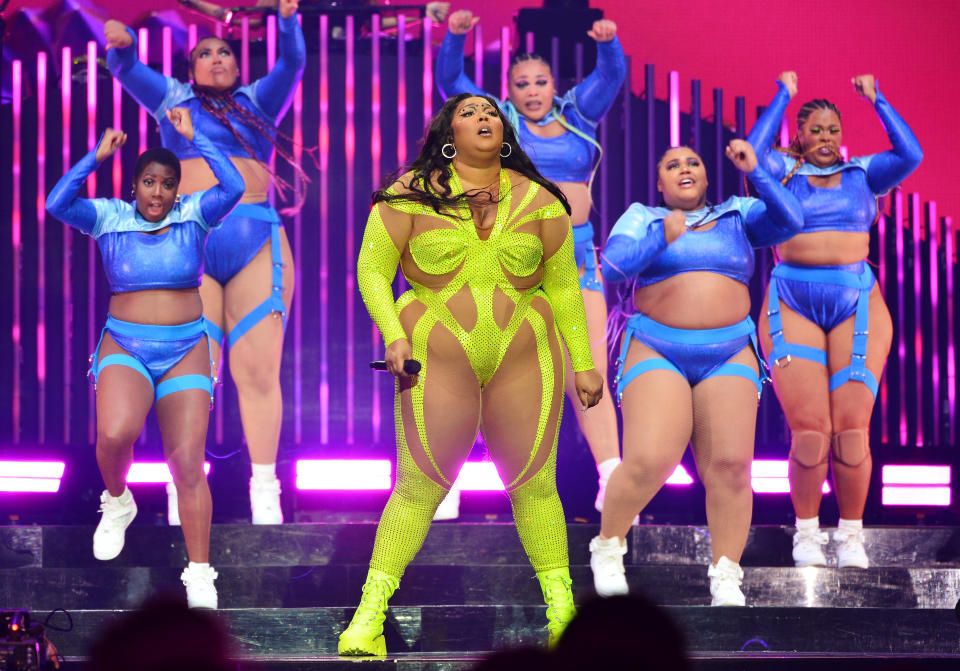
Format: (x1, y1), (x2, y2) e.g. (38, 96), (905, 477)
(188, 24), (197, 52)
(779, 117), (789, 148)
(292, 15), (303, 444)
(162, 26), (172, 77)
(0, 478), (62, 493)
(878, 208), (887, 443)
(882, 486), (951, 507)
(61, 46), (72, 443)
(928, 202), (939, 445)
(946, 217), (956, 446)
(87, 41), (98, 445)
(499, 26), (509, 101)
(241, 17), (250, 85)
(37, 53), (48, 442)
(669, 70), (679, 147)
(911, 194), (923, 445)
(267, 16), (277, 206)
(525, 31), (534, 53)
(422, 17), (432, 125)
(397, 15), (407, 166)
(882, 464), (950, 485)
(0, 461), (66, 478)
(345, 15), (356, 444)
(138, 30), (148, 154)
(319, 14), (330, 443)
(12, 59), (22, 442)
(370, 14), (382, 444)
(473, 24), (483, 89)
(894, 189), (907, 444)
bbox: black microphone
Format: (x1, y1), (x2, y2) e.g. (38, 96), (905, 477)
(370, 359), (422, 375)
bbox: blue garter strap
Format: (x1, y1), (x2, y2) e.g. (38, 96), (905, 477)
(573, 222), (602, 293)
(766, 262), (878, 398)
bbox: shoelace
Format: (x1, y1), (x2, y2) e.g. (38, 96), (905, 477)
(353, 580), (393, 626)
(541, 575), (574, 623)
(835, 530), (864, 549)
(795, 529), (829, 546)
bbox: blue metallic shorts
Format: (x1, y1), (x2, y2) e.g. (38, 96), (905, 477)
(88, 315), (214, 401)
(573, 221), (602, 293)
(614, 314), (765, 404)
(773, 261), (874, 332)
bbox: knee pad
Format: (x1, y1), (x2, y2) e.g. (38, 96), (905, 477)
(789, 430), (830, 469)
(832, 429), (870, 467)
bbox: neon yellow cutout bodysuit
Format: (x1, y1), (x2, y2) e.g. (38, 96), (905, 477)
(341, 166), (594, 655)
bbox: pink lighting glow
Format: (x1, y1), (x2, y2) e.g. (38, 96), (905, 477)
(296, 459), (392, 490)
(36, 52), (48, 423)
(0, 478), (62, 493)
(928, 203), (940, 446)
(87, 40), (98, 445)
(126, 462), (211, 484)
(458, 462), (504, 491)
(911, 194), (923, 445)
(882, 465), (951, 486)
(61, 46), (73, 443)
(318, 14), (330, 444)
(138, 30), (149, 154)
(0, 461), (65, 493)
(946, 216), (956, 446)
(669, 70), (679, 147)
(12, 59), (22, 442)
(473, 24), (483, 88)
(665, 465), (694, 485)
(882, 486), (951, 507)
(500, 26), (510, 101)
(751, 460), (831, 494)
(345, 15), (356, 444)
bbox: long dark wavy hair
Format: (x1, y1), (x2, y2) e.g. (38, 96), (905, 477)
(373, 93), (571, 217)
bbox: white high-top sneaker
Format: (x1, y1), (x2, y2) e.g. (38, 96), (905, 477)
(708, 556), (745, 606)
(834, 528), (869, 568)
(92, 488), (137, 561)
(589, 535), (629, 597)
(166, 483), (181, 526)
(792, 527), (829, 567)
(181, 563), (218, 609)
(250, 477), (283, 525)
(432, 485), (461, 521)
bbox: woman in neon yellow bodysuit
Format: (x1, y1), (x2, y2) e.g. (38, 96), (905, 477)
(340, 93), (604, 656)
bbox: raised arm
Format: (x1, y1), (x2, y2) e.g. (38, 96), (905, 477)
(727, 138), (803, 247)
(251, 0), (306, 122)
(46, 129), (127, 235)
(852, 76), (923, 195)
(105, 21), (170, 118)
(571, 21), (626, 124)
(746, 73), (796, 179)
(435, 10), (486, 99)
(358, 202), (413, 349)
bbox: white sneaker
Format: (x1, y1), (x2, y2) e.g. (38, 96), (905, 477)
(166, 483), (181, 527)
(181, 564), (218, 609)
(432, 487), (460, 521)
(92, 489), (137, 561)
(834, 529), (869, 568)
(708, 556), (745, 606)
(594, 481), (606, 513)
(250, 477), (283, 525)
(589, 535), (629, 597)
(792, 527), (829, 567)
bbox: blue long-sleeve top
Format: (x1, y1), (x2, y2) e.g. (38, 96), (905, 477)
(601, 164), (803, 286)
(106, 14), (305, 163)
(747, 80), (923, 234)
(435, 31), (626, 183)
(45, 130), (244, 293)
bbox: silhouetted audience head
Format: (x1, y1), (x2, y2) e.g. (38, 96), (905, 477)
(87, 595), (233, 671)
(472, 646), (552, 671)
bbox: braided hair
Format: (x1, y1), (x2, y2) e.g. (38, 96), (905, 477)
(373, 93), (572, 217)
(189, 38), (317, 214)
(780, 98), (843, 184)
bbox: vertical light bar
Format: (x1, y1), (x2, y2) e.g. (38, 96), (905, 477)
(473, 24), (483, 89)
(138, 29), (149, 154)
(397, 15), (407, 166)
(292, 15), (303, 444)
(690, 80), (701, 153)
(12, 60), (22, 442)
(345, 15), (356, 445)
(779, 117), (789, 148)
(241, 17), (250, 85)
(574, 42), (583, 82)
(499, 26), (509, 102)
(87, 40), (98, 445)
(622, 55), (632, 214)
(713, 88), (723, 203)
(188, 24), (198, 52)
(550, 37), (559, 86)
(911, 193), (923, 446)
(895, 189), (907, 444)
(318, 14), (330, 444)
(36, 53), (48, 442)
(878, 209), (888, 444)
(928, 203), (939, 445)
(61, 46), (73, 443)
(525, 32), (534, 54)
(946, 217), (956, 447)
(644, 65), (654, 204)
(422, 17), (432, 125)
(668, 70), (679, 148)
(162, 26), (172, 77)
(267, 15), (277, 206)
(112, 79), (122, 197)
(370, 14), (383, 444)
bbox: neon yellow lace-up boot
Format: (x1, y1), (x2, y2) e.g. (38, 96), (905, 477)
(537, 567), (576, 647)
(338, 569), (401, 656)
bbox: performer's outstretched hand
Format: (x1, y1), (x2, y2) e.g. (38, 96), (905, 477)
(386, 338), (419, 388)
(587, 19), (617, 42)
(725, 139), (758, 173)
(278, 0), (299, 19)
(575, 369), (604, 410)
(852, 74), (877, 104)
(104, 20), (133, 50)
(663, 210), (687, 244)
(778, 70), (798, 99)
(95, 128), (127, 163)
(448, 9), (478, 35)
(166, 107), (195, 142)
(426, 2), (451, 23)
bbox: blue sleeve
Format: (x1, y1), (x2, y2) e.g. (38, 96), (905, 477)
(861, 87), (923, 195)
(742, 164), (804, 248)
(45, 148), (102, 236)
(192, 130), (244, 228)
(106, 27), (170, 118)
(746, 81), (790, 179)
(600, 203), (668, 282)
(435, 31), (486, 99)
(251, 13), (306, 122)
(571, 37), (627, 124)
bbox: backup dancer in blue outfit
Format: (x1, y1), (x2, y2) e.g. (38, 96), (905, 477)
(748, 72), (922, 569)
(45, 109), (244, 608)
(589, 141), (803, 606)
(104, 0), (305, 525)
(436, 9), (626, 516)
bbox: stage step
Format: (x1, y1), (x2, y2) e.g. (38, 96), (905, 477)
(5, 564), (959, 610)
(6, 523), (960, 568)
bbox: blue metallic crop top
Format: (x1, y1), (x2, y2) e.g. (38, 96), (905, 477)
(45, 131), (243, 293)
(436, 31), (626, 183)
(747, 80), (923, 235)
(107, 14), (305, 162)
(601, 165), (803, 286)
